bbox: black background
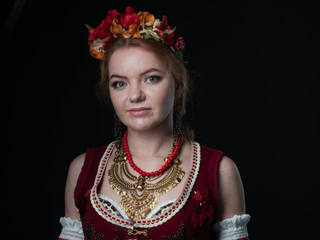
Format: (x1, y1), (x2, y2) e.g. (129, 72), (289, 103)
(2, 0), (319, 239)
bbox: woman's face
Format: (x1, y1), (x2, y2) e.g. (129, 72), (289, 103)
(108, 47), (175, 133)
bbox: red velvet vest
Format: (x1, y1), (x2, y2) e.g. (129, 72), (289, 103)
(74, 141), (223, 239)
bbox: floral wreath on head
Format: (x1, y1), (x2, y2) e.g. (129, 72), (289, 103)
(86, 6), (185, 61)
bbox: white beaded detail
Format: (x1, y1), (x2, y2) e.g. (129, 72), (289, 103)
(213, 214), (251, 240)
(59, 217), (84, 240)
(90, 141), (201, 230)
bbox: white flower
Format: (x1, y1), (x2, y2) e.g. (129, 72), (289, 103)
(139, 18), (161, 39)
(92, 38), (107, 52)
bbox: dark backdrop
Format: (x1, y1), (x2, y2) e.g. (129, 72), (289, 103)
(2, 0), (319, 239)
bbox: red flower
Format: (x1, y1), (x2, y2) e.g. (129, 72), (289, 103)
(103, 9), (120, 26)
(125, 6), (136, 15)
(157, 15), (168, 37)
(88, 25), (108, 41)
(88, 9), (119, 41)
(163, 26), (175, 46)
(158, 15), (168, 30)
(120, 6), (140, 29)
(175, 37), (185, 51)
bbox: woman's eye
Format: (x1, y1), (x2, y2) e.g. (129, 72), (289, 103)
(111, 81), (126, 89)
(145, 75), (161, 83)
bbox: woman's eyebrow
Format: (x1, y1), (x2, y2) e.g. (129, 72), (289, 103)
(109, 74), (128, 80)
(140, 68), (162, 76)
(109, 68), (162, 80)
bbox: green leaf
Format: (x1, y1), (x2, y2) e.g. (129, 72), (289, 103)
(142, 33), (160, 41)
(163, 27), (176, 35)
(174, 51), (184, 63)
(143, 33), (153, 39)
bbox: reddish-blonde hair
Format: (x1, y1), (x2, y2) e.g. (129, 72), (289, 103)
(97, 38), (193, 139)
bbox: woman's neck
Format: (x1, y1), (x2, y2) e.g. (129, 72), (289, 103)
(126, 124), (174, 160)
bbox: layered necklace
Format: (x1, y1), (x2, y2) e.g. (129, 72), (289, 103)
(108, 130), (185, 220)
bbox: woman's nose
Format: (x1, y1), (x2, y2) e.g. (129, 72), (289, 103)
(129, 83), (146, 103)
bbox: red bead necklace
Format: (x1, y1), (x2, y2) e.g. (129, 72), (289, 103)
(122, 130), (182, 177)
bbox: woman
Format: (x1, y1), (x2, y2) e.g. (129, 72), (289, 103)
(59, 7), (250, 240)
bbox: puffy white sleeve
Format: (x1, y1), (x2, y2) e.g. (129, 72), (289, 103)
(58, 217), (84, 240)
(213, 214), (251, 240)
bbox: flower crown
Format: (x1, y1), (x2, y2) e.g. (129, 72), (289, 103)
(86, 6), (185, 61)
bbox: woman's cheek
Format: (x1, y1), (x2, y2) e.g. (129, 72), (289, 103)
(110, 92), (126, 114)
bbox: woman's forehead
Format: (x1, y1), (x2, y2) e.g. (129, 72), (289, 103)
(108, 47), (167, 76)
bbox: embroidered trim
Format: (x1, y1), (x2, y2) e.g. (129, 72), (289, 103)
(90, 141), (201, 229)
(83, 216), (104, 240)
(191, 190), (214, 228)
(161, 221), (185, 239)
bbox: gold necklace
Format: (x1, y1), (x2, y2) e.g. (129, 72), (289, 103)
(108, 146), (185, 220)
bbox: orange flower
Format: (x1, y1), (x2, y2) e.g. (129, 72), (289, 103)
(137, 11), (155, 30)
(111, 19), (130, 38)
(89, 42), (104, 60)
(128, 23), (142, 38)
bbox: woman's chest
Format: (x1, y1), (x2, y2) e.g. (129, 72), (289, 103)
(98, 144), (193, 220)
(82, 180), (215, 240)
(78, 142), (218, 239)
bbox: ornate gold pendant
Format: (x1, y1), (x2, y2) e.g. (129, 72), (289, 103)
(108, 150), (185, 220)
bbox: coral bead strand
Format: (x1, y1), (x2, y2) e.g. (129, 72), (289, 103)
(122, 130), (182, 177)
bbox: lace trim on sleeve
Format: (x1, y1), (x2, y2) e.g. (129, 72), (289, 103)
(213, 214), (251, 240)
(59, 217), (84, 240)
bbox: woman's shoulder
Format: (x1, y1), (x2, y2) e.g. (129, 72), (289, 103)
(196, 143), (246, 218)
(198, 143), (239, 174)
(197, 143), (241, 179)
(217, 155), (246, 219)
(68, 153), (86, 179)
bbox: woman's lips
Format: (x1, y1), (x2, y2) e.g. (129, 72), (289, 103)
(128, 107), (151, 116)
